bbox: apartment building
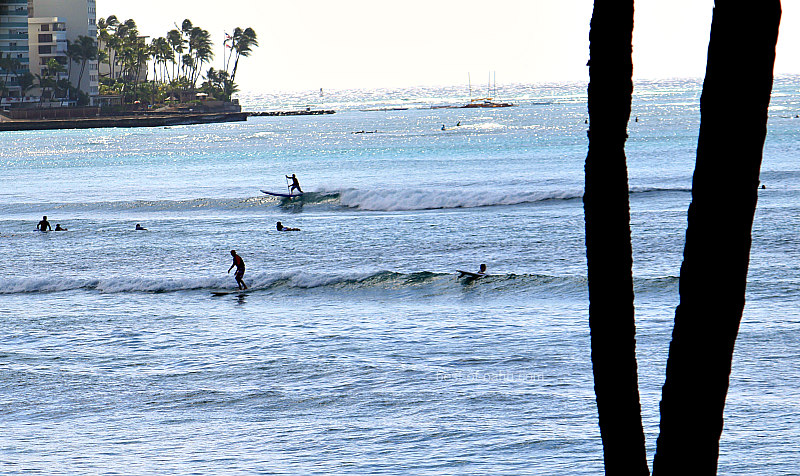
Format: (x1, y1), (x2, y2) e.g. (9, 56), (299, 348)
(27, 16), (67, 80)
(0, 0), (30, 98)
(28, 0), (98, 100)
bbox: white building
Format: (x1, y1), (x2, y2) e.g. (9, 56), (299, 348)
(29, 0), (98, 101)
(27, 16), (68, 80)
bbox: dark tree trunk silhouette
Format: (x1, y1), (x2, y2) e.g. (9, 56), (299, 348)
(653, 2), (781, 474)
(584, 1), (649, 474)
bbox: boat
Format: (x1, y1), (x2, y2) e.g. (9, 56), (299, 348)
(462, 98), (513, 108)
(461, 72), (514, 108)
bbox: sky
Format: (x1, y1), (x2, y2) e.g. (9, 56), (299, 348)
(98, 1), (799, 93)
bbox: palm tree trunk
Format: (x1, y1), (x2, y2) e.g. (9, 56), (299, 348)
(584, 2), (649, 475)
(652, 2), (781, 474)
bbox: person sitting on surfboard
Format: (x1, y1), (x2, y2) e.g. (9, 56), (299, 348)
(135, 223), (147, 230)
(228, 250), (248, 290)
(276, 221), (300, 231)
(37, 216), (52, 232)
(286, 174), (303, 194)
(54, 224), (67, 231)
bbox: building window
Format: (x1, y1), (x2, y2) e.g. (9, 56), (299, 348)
(39, 34), (53, 43)
(38, 45), (51, 54)
(41, 24), (49, 32)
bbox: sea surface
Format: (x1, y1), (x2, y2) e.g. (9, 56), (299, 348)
(1, 77), (798, 474)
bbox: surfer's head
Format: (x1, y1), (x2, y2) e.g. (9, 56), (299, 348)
(276, 221), (283, 230)
(479, 264), (486, 272)
(230, 250), (236, 256)
(43, 216), (47, 220)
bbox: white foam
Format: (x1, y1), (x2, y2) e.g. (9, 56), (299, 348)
(338, 188), (582, 211)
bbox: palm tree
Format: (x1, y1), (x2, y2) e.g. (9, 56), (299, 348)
(0, 54), (22, 97)
(75, 35), (98, 90)
(166, 29), (184, 82)
(17, 71), (34, 97)
(583, 1), (649, 474)
(226, 27), (258, 86)
(97, 15), (119, 78)
(652, 2), (782, 474)
(188, 26), (213, 87)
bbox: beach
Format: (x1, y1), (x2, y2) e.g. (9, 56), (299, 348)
(1, 78), (798, 474)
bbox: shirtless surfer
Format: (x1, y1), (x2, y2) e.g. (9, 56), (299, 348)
(286, 174), (303, 194)
(36, 216), (52, 231)
(227, 250), (248, 290)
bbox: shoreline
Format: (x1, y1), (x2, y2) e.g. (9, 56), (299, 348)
(0, 109), (337, 131)
(0, 112), (249, 131)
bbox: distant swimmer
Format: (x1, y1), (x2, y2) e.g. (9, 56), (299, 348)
(286, 174), (303, 194)
(441, 124), (446, 131)
(36, 215), (52, 232)
(135, 223), (147, 230)
(456, 121), (461, 127)
(276, 221), (300, 231)
(54, 224), (67, 231)
(228, 250), (248, 290)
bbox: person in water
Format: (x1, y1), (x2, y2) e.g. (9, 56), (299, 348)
(276, 221), (300, 231)
(135, 224), (147, 230)
(286, 174), (303, 194)
(477, 263), (487, 275)
(228, 250), (248, 290)
(37, 216), (52, 231)
(54, 224), (67, 231)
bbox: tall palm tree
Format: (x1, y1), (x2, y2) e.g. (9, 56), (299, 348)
(97, 15), (119, 79)
(652, 2), (782, 473)
(166, 29), (184, 82)
(75, 35), (97, 90)
(583, 1), (649, 474)
(187, 26), (213, 87)
(227, 27), (258, 87)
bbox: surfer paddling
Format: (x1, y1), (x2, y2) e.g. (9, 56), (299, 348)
(276, 221), (300, 231)
(286, 174), (303, 194)
(228, 250), (248, 290)
(457, 264), (487, 279)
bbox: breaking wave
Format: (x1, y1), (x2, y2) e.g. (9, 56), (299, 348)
(0, 270), (678, 297)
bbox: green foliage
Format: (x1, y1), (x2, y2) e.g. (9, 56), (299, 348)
(93, 15), (258, 106)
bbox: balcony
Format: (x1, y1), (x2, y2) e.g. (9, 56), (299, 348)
(0, 7), (28, 17)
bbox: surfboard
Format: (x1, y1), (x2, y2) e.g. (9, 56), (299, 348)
(211, 290), (250, 296)
(456, 270), (486, 279)
(261, 190), (303, 198)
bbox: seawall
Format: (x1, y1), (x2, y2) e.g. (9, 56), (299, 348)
(0, 112), (249, 131)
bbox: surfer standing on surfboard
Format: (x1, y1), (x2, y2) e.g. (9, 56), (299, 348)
(286, 174), (303, 194)
(228, 250), (248, 290)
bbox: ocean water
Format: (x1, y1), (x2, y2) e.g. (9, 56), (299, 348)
(1, 77), (798, 474)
